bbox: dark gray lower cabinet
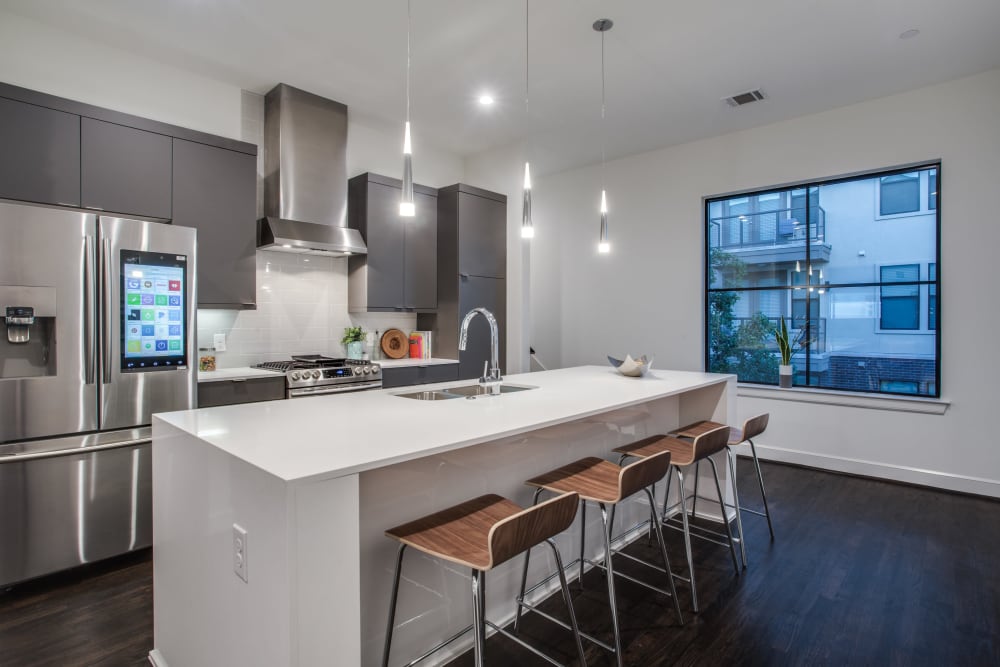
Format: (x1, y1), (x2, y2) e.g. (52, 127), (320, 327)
(172, 139), (257, 308)
(458, 276), (506, 380)
(81, 117), (172, 219)
(381, 363), (459, 389)
(0, 96), (81, 207)
(197, 377), (285, 407)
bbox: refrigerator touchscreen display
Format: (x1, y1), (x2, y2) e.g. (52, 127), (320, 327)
(120, 250), (187, 371)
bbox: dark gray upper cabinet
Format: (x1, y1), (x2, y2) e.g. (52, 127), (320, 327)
(0, 96), (80, 207)
(172, 139), (257, 309)
(81, 117), (172, 219)
(456, 185), (507, 279)
(457, 275), (507, 380)
(348, 173), (437, 312)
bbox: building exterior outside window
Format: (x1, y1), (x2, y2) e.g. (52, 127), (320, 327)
(705, 164), (940, 397)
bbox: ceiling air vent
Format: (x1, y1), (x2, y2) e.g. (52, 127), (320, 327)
(724, 89), (766, 107)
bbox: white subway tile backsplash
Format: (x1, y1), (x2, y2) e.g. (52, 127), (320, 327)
(198, 251), (416, 368)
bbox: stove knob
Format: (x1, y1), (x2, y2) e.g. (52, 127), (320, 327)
(290, 372), (300, 381)
(354, 366), (364, 376)
(311, 370), (321, 379)
(361, 366), (370, 375)
(370, 365), (381, 375)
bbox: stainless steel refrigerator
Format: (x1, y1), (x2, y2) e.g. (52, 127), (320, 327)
(0, 200), (197, 586)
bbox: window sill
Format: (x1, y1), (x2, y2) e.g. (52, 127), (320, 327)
(737, 384), (949, 415)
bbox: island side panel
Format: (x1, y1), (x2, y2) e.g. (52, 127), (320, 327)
(291, 473), (361, 665)
(151, 418), (294, 667)
(358, 395), (696, 667)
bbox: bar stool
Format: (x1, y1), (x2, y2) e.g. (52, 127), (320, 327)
(515, 450), (683, 667)
(672, 413), (774, 557)
(613, 425), (739, 614)
(382, 492), (586, 667)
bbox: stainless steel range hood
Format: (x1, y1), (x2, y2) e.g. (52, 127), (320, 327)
(257, 83), (367, 256)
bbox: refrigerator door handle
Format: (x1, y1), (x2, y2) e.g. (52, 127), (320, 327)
(102, 236), (113, 385)
(84, 235), (96, 384)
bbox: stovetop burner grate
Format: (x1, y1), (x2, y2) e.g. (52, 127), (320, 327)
(253, 355), (365, 373)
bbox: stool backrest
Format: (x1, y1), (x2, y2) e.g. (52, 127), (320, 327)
(693, 425), (731, 459)
(619, 450), (672, 500)
(488, 491), (579, 569)
(740, 413), (769, 441)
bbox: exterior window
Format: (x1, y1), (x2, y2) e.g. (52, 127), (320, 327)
(706, 164), (940, 397)
(928, 169), (937, 210)
(879, 172), (920, 215)
(880, 265), (920, 330)
(928, 263), (937, 330)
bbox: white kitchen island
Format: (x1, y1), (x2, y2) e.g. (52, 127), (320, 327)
(148, 366), (735, 667)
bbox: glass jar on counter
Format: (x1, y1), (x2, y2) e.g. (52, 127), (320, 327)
(198, 348), (216, 372)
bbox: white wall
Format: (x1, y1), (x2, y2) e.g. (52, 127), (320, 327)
(522, 68), (1000, 496)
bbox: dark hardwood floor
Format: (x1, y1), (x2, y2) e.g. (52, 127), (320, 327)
(1, 461), (998, 666)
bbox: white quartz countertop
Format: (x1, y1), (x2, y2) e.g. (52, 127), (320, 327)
(157, 366), (733, 483)
(375, 357), (458, 368)
(196, 367), (284, 383)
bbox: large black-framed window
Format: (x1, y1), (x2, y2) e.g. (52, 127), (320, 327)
(705, 163), (941, 397)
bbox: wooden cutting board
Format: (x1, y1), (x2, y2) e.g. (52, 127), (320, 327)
(380, 329), (409, 359)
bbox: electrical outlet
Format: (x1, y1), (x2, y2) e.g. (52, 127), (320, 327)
(214, 333), (227, 352)
(233, 524), (248, 582)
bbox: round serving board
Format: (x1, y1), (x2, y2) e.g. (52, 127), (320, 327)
(380, 329), (409, 359)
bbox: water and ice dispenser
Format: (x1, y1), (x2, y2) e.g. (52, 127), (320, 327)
(0, 286), (57, 378)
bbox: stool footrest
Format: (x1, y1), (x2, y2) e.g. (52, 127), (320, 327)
(485, 621), (567, 667)
(514, 600), (617, 654)
(663, 518), (734, 550)
(399, 624), (473, 667)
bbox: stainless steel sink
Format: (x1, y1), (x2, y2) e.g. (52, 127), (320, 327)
(395, 383), (537, 400)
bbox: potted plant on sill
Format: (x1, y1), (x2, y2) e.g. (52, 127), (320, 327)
(774, 317), (810, 388)
(341, 326), (366, 360)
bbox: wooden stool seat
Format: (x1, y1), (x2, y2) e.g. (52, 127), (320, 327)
(525, 457), (623, 503)
(613, 435), (698, 466)
(386, 494), (522, 571)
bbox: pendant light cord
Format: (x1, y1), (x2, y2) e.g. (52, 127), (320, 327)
(600, 28), (606, 187)
(406, 0), (411, 123)
(525, 0), (530, 117)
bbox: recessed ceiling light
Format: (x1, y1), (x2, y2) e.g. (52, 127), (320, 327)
(478, 94), (495, 106)
(899, 29), (920, 39)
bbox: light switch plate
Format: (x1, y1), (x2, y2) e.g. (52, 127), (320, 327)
(214, 333), (227, 352)
(233, 524), (248, 582)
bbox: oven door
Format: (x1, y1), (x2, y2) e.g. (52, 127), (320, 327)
(287, 381), (382, 398)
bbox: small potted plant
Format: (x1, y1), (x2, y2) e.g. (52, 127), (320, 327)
(774, 317), (809, 388)
(341, 326), (366, 360)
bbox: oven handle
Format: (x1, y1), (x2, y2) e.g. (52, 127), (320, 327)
(287, 381), (383, 398)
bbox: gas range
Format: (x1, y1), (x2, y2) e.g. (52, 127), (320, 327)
(253, 355), (382, 398)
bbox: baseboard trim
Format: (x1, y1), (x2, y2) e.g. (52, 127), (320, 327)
(740, 443), (1000, 499)
(148, 649), (168, 667)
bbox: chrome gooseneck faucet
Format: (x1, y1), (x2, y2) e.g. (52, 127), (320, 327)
(458, 307), (502, 394)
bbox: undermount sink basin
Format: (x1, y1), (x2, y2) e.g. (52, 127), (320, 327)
(395, 383), (537, 401)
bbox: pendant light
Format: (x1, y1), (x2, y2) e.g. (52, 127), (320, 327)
(520, 0), (534, 239)
(399, 0), (415, 218)
(594, 18), (613, 254)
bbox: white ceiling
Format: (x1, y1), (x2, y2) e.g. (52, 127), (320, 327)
(4, 0), (1000, 173)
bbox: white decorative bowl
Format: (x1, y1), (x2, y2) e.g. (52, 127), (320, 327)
(607, 354), (654, 377)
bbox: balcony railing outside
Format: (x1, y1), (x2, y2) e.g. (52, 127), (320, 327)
(709, 206), (826, 250)
(729, 316), (827, 353)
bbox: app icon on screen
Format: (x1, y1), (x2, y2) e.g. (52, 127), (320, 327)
(143, 281), (153, 289)
(168, 340), (181, 351)
(155, 340), (168, 351)
(141, 294), (154, 305)
(141, 310), (155, 322)
(168, 310), (181, 322)
(168, 295), (181, 306)
(169, 280), (181, 291)
(126, 294), (141, 305)
(155, 295), (168, 306)
(128, 325), (141, 337)
(127, 279), (140, 290)
(128, 309), (142, 321)
(155, 280), (168, 292)
(168, 325), (181, 336)
(142, 325), (155, 336)
(155, 325), (169, 339)
(156, 310), (168, 321)
(127, 340), (141, 353)
(142, 340), (155, 351)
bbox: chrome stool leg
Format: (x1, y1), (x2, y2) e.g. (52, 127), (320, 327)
(599, 502), (623, 667)
(748, 438), (775, 540)
(707, 456), (740, 575)
(728, 448), (748, 569)
(470, 569), (486, 667)
(381, 544), (407, 667)
(514, 487), (544, 633)
(691, 460), (701, 518)
(674, 466), (699, 613)
(578, 500), (587, 588)
(645, 486), (684, 624)
(546, 538), (588, 667)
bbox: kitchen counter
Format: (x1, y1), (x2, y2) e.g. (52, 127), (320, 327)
(195, 366), (282, 383)
(374, 356), (458, 368)
(150, 366), (736, 667)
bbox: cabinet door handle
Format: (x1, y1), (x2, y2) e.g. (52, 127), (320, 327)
(231, 378), (247, 383)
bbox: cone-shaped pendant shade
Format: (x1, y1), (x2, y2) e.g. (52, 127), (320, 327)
(521, 162), (534, 238)
(399, 122), (415, 217)
(598, 189), (610, 253)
